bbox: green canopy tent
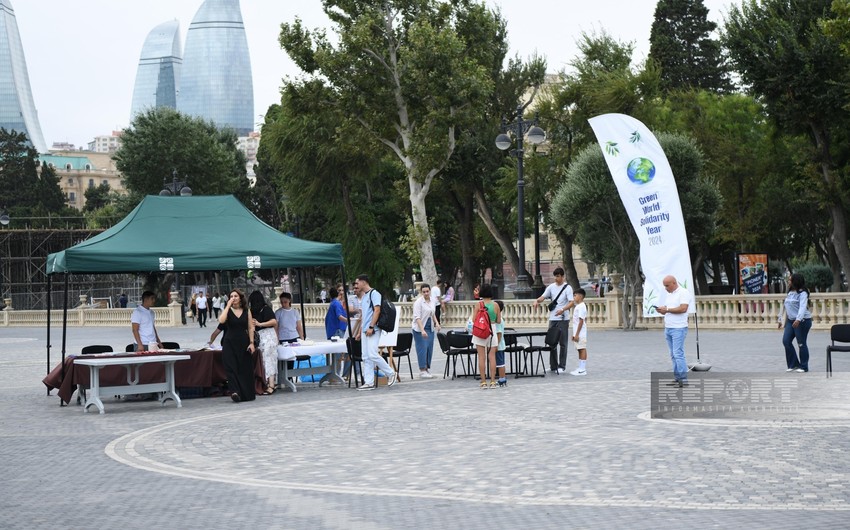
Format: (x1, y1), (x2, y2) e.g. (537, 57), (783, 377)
(45, 195), (347, 390)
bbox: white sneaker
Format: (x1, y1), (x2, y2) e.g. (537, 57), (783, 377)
(570, 369), (587, 376)
(794, 368), (807, 373)
(387, 372), (397, 387)
(357, 384), (376, 391)
(785, 368), (795, 372)
(556, 368), (566, 374)
(420, 372), (433, 379)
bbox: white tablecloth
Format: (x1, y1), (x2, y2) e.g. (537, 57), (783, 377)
(277, 340), (347, 360)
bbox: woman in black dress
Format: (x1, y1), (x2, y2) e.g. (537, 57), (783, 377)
(219, 289), (256, 402)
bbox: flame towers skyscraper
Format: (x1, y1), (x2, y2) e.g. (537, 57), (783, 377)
(177, 0), (253, 135)
(130, 20), (182, 117)
(0, 0), (47, 153)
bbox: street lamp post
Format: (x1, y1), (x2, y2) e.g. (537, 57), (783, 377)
(0, 210), (9, 310)
(159, 169), (192, 197)
(495, 105), (546, 299)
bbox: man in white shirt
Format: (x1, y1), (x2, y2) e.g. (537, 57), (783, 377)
(131, 291), (162, 352)
(354, 274), (397, 390)
(657, 275), (690, 386)
(533, 267), (574, 373)
(196, 291), (208, 328)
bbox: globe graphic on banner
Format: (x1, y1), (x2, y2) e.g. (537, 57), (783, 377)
(626, 157), (656, 184)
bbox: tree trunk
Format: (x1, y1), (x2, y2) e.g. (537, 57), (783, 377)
(553, 228), (580, 288)
(472, 186), (530, 279)
(409, 180), (438, 285)
(809, 122), (850, 289)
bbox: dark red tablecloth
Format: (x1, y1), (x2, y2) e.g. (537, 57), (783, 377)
(42, 350), (265, 403)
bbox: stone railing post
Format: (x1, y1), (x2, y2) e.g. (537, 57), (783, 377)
(272, 286), (285, 310)
(167, 290), (182, 326)
(3, 297), (11, 311)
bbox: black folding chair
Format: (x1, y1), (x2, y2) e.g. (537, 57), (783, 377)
(77, 345), (114, 404)
(346, 337), (365, 388)
(445, 331), (476, 379)
(437, 332), (458, 379)
(384, 332), (414, 380)
(523, 326), (560, 377)
(502, 328), (526, 376)
(161, 342), (180, 349)
(827, 324), (850, 377)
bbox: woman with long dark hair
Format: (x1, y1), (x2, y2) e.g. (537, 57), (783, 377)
(778, 272), (812, 372)
(219, 289), (256, 402)
(250, 290), (279, 394)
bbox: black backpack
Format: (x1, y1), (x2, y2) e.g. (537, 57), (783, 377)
(369, 290), (397, 332)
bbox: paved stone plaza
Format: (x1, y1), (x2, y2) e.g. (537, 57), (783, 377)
(1, 324), (848, 529)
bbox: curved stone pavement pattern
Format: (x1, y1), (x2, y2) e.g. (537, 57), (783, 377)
(106, 379), (850, 511)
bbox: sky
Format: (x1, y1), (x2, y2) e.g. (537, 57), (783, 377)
(10, 0), (739, 149)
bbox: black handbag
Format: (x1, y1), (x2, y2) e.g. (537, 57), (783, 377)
(548, 284), (569, 311)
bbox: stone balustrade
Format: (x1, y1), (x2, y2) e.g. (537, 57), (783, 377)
(2, 292), (848, 330)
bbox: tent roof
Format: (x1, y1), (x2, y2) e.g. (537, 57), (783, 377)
(47, 195), (342, 274)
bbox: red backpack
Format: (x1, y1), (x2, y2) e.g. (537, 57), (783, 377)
(472, 301), (492, 339)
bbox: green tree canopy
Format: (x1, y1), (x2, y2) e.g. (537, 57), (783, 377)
(724, 0), (850, 290)
(114, 107), (249, 199)
(648, 0), (732, 93)
(278, 0), (504, 285)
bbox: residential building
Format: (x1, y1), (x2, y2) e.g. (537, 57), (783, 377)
(0, 0), (47, 153)
(39, 152), (125, 210)
(86, 131), (123, 153)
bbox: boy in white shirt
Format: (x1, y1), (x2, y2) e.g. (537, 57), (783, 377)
(570, 289), (588, 375)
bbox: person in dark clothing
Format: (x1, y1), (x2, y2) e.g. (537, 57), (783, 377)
(218, 289), (256, 402)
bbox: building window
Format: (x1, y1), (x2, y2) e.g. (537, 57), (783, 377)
(88, 179), (94, 188)
(539, 233), (549, 251)
(69, 192), (76, 202)
(102, 180), (108, 186)
(68, 177), (73, 185)
(85, 164), (91, 171)
(65, 163), (72, 171)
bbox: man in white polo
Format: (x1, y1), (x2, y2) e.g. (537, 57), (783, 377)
(131, 291), (162, 352)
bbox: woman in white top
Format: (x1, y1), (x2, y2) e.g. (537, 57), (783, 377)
(412, 283), (441, 378)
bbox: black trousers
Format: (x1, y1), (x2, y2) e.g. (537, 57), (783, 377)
(198, 308), (207, 327)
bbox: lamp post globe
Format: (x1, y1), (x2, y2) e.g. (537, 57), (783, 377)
(494, 107), (545, 299)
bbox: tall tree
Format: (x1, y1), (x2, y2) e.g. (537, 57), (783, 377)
(0, 129), (74, 227)
(258, 83), (405, 295)
(278, 0), (501, 285)
(724, 0), (850, 290)
(649, 0), (732, 93)
(82, 182), (111, 213)
(114, 107), (249, 199)
(541, 31), (662, 286)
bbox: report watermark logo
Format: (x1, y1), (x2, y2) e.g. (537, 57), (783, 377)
(650, 372), (850, 420)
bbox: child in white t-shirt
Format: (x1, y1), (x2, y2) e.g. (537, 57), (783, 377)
(570, 289), (588, 376)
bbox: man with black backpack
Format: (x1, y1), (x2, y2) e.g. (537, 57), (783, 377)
(353, 274), (397, 390)
(533, 267), (575, 374)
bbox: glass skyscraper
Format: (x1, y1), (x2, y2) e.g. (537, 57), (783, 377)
(0, 0), (47, 153)
(130, 20), (182, 117)
(177, 0), (254, 135)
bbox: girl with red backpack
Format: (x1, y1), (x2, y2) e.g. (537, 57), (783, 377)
(469, 283), (501, 389)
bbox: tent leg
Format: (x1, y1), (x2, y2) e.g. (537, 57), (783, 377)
(46, 275), (51, 395)
(297, 268), (307, 339)
(341, 265), (352, 338)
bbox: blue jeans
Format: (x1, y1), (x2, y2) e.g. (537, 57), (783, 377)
(665, 327), (688, 382)
(412, 323), (435, 370)
(783, 318), (811, 371)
